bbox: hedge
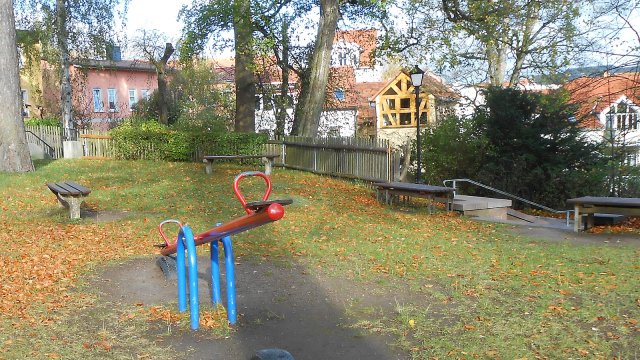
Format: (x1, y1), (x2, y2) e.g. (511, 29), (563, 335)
(110, 121), (267, 161)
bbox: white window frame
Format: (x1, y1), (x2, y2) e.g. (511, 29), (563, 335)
(141, 89), (150, 100)
(93, 88), (104, 112)
(107, 88), (117, 112)
(128, 89), (137, 108)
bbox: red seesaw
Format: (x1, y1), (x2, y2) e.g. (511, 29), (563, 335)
(156, 171), (292, 328)
(157, 171), (292, 256)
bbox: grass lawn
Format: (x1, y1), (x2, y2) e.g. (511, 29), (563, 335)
(0, 159), (638, 359)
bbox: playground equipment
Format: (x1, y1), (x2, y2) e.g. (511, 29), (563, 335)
(156, 171), (292, 329)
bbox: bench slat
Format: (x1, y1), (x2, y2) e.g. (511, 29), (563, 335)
(64, 181), (91, 195)
(47, 181), (91, 196)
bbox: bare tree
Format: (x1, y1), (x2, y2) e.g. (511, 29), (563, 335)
(132, 30), (175, 125)
(0, 0), (34, 172)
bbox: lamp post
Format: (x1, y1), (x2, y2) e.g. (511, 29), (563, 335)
(410, 65), (425, 184)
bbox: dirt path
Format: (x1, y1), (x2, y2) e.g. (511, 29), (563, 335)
(90, 256), (410, 360)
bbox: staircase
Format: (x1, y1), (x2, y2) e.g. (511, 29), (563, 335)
(445, 178), (572, 228)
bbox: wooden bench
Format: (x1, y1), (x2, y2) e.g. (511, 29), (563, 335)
(566, 196), (640, 232)
(47, 181), (91, 219)
(203, 154), (279, 175)
(373, 182), (455, 214)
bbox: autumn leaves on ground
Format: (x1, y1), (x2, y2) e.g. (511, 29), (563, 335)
(0, 160), (638, 359)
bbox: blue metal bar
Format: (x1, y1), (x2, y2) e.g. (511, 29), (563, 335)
(176, 231), (187, 313)
(210, 224), (222, 304)
(221, 235), (237, 325)
(183, 225), (200, 330)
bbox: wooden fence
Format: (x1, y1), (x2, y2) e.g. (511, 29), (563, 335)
(24, 126), (400, 183)
(25, 126), (113, 159)
(266, 136), (398, 183)
(79, 133), (115, 158)
(25, 125), (64, 159)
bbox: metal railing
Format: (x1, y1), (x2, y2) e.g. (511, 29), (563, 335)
(443, 178), (572, 226)
(25, 130), (56, 158)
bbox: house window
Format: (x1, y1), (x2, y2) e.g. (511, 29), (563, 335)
(334, 88), (345, 101)
(128, 89), (137, 108)
(606, 103), (639, 131)
(338, 52), (347, 66)
(328, 126), (340, 137)
(92, 88), (104, 112)
(21, 90), (29, 117)
(141, 89), (150, 100)
(255, 95), (262, 110)
(107, 88), (117, 111)
(625, 152), (637, 166)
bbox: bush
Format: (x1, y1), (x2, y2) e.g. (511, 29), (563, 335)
(110, 120), (267, 161)
(24, 117), (60, 127)
(415, 87), (608, 209)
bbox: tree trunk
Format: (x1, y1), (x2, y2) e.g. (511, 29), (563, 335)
(292, 0), (340, 137)
(486, 42), (507, 86)
(156, 42), (174, 126)
(233, 0), (256, 132)
(56, 0), (73, 138)
(0, 0), (34, 172)
(275, 20), (289, 137)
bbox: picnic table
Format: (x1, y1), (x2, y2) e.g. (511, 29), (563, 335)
(203, 154), (279, 175)
(373, 182), (455, 213)
(566, 196), (640, 232)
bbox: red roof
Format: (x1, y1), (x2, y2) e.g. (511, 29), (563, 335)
(564, 72), (640, 128)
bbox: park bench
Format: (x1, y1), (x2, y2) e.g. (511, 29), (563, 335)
(203, 154), (279, 175)
(566, 196), (640, 232)
(373, 182), (455, 214)
(47, 181), (91, 219)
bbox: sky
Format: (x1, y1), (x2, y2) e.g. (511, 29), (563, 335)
(124, 0), (190, 43)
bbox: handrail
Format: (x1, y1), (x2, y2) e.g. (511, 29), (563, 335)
(443, 178), (572, 226)
(25, 130), (55, 158)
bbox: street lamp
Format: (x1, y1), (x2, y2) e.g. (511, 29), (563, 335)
(410, 65), (425, 183)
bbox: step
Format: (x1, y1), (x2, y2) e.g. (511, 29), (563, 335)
(452, 195), (512, 211)
(506, 209), (537, 223)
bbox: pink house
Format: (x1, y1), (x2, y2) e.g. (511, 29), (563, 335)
(70, 59), (158, 129)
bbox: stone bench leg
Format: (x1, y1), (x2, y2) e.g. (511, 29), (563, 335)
(573, 205), (581, 232)
(204, 159), (213, 175)
(58, 195), (85, 219)
(262, 157), (273, 175)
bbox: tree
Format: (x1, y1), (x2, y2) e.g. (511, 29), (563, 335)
(378, 0), (585, 86)
(474, 88), (606, 207)
(15, 0), (127, 134)
(0, 0), (34, 172)
(290, 0), (340, 136)
(180, 0), (256, 132)
(181, 0), (373, 137)
(132, 30), (175, 125)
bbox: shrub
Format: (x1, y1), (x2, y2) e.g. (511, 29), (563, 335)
(110, 120), (267, 161)
(24, 117), (60, 127)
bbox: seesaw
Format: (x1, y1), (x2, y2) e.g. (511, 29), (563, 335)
(155, 171), (292, 329)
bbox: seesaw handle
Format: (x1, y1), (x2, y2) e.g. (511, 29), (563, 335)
(158, 219), (184, 247)
(233, 171), (272, 214)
